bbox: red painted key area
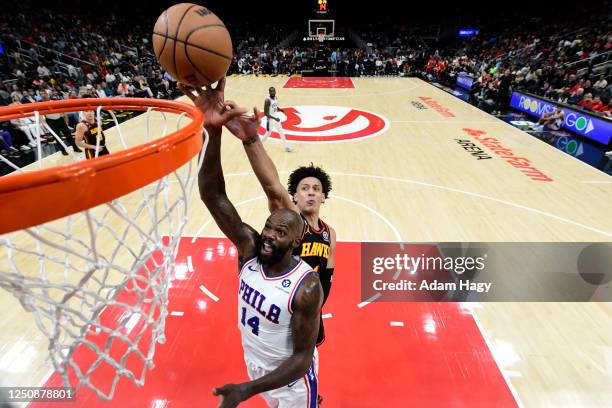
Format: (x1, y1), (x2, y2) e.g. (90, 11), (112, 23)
(283, 77), (355, 89)
(33, 238), (516, 408)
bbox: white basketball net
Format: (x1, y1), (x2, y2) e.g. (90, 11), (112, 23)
(0, 106), (203, 400)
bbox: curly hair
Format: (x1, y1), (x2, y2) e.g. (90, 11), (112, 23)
(287, 163), (332, 198)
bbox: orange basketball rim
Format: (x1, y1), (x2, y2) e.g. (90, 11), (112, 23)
(0, 98), (204, 235)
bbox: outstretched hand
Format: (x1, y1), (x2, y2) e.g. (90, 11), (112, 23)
(179, 77), (245, 128)
(225, 106), (262, 141)
(213, 383), (248, 408)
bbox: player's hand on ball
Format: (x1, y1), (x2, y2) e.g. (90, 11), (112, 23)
(179, 77), (245, 129)
(213, 383), (248, 408)
(225, 106), (262, 141)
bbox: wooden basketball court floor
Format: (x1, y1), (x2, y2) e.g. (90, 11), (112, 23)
(2, 76), (612, 407)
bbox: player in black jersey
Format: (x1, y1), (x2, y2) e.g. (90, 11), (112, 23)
(287, 165), (334, 307)
(221, 102), (336, 348)
(286, 165), (335, 352)
(75, 110), (110, 159)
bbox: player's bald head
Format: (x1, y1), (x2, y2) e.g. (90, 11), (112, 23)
(267, 208), (302, 238)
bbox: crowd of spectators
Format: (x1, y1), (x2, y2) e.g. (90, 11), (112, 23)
(228, 45), (420, 77)
(1, 4), (611, 159)
(0, 6), (180, 158)
(420, 17), (612, 118)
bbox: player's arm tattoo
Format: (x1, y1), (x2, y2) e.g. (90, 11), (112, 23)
(75, 123), (93, 150)
(327, 227), (336, 268)
(321, 227), (336, 303)
(199, 126), (258, 261)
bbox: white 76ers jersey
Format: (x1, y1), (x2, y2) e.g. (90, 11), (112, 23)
(238, 257), (314, 371)
(266, 96), (279, 115)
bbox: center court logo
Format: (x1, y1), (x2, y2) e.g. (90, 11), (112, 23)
(258, 105), (389, 143)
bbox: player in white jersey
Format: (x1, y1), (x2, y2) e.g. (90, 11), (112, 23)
(262, 87), (294, 152)
(180, 79), (323, 408)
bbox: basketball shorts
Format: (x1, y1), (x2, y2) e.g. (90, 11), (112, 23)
(245, 348), (319, 408)
(265, 116), (284, 134)
(84, 147), (110, 160)
(550, 119), (562, 130)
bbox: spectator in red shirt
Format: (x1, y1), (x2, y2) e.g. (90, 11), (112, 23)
(601, 100), (612, 118)
(578, 93), (594, 108)
(589, 95), (604, 112)
(569, 79), (585, 94)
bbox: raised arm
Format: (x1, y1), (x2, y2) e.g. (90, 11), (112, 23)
(180, 79), (257, 261)
(199, 125), (258, 260)
(225, 107), (298, 213)
(214, 273), (323, 407)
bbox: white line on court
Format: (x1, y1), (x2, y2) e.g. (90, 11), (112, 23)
(199, 285), (219, 302)
(221, 78), (422, 98)
(183, 234), (405, 243)
(327, 172), (612, 238)
(187, 256), (194, 272)
(328, 194), (403, 242)
(192, 192), (405, 243)
(389, 321), (405, 327)
(420, 79), (612, 177)
(391, 120), (498, 124)
(217, 171), (612, 239)
(170, 311), (184, 316)
(191, 195), (267, 243)
(322, 313), (333, 319)
(358, 293), (382, 308)
(581, 180), (612, 184)
(469, 306), (525, 408)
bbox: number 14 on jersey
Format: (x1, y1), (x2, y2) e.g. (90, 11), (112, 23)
(241, 307), (260, 335)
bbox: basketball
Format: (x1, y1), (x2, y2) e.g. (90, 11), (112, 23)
(152, 3), (232, 87)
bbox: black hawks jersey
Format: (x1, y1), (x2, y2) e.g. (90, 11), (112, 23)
(294, 215), (333, 346)
(294, 216), (331, 275)
(82, 121), (109, 159)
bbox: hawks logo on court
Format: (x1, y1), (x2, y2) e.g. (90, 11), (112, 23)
(258, 105), (389, 143)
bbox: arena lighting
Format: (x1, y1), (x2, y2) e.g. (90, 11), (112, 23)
(458, 29), (480, 37)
